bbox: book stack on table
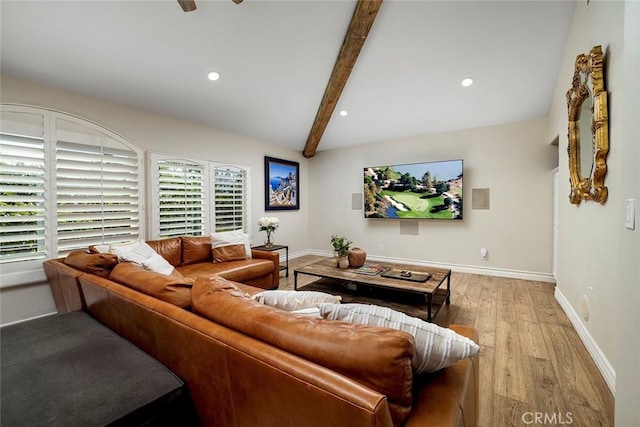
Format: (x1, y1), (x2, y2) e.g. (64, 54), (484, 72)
(354, 264), (385, 275)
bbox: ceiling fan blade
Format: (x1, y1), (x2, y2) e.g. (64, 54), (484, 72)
(177, 0), (197, 12)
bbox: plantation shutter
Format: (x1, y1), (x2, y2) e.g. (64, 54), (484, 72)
(157, 159), (206, 237)
(0, 111), (46, 263)
(212, 165), (247, 232)
(55, 119), (140, 254)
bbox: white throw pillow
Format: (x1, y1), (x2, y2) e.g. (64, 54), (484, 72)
(318, 303), (479, 374)
(109, 240), (148, 261)
(211, 230), (252, 261)
(142, 252), (176, 276)
(252, 290), (341, 311)
(120, 241), (156, 264)
(110, 240), (174, 275)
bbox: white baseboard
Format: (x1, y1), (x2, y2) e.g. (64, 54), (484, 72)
(299, 250), (556, 283)
(554, 287), (616, 394)
(1, 311), (57, 328)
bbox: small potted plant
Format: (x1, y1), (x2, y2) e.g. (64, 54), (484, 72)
(330, 235), (352, 268)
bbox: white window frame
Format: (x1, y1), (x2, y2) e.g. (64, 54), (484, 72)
(0, 104), (145, 287)
(147, 153), (210, 239)
(211, 161), (250, 233)
(148, 152), (251, 240)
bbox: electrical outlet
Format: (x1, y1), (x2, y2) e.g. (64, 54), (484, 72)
(582, 295), (590, 321)
(625, 199), (635, 230)
(480, 248), (488, 260)
(583, 287), (594, 321)
(378, 243), (385, 252)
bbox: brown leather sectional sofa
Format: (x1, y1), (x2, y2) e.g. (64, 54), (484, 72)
(44, 235), (280, 313)
(43, 235), (479, 427)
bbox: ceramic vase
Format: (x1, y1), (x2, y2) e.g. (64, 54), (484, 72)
(331, 252), (339, 267)
(338, 256), (349, 269)
(348, 247), (367, 267)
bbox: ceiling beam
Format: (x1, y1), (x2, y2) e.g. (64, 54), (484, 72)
(302, 0), (383, 158)
(177, 0), (197, 12)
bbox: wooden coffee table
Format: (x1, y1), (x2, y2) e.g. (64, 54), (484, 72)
(294, 258), (451, 322)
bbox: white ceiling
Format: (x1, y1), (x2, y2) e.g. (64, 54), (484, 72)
(1, 0), (575, 153)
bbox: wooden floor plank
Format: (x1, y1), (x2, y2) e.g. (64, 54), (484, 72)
(494, 320), (531, 402)
(279, 255), (614, 426)
(492, 395), (531, 427)
(476, 283), (497, 348)
(530, 288), (572, 326)
(512, 278), (532, 305)
(563, 326), (615, 414)
(518, 320), (549, 359)
(515, 302), (538, 324)
(478, 345), (495, 427)
(530, 356), (569, 414)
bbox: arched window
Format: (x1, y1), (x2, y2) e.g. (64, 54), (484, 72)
(1, 105), (144, 282)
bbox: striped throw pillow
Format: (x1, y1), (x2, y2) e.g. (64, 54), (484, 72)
(318, 303), (479, 374)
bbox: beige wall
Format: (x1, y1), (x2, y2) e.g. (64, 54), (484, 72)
(0, 75), (310, 324)
(615, 2), (640, 422)
(551, 0), (624, 378)
(548, 0), (639, 424)
(308, 117), (556, 278)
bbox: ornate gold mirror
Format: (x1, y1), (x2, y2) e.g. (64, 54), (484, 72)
(566, 45), (609, 204)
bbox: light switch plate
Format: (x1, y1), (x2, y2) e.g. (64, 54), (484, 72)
(625, 199), (635, 230)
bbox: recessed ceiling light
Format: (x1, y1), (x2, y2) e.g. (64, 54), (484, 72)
(339, 110), (348, 117)
(461, 77), (474, 87)
(208, 71), (221, 81)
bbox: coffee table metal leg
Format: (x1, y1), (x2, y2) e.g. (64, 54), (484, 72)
(285, 247), (289, 277)
(294, 271), (298, 290)
(446, 271), (451, 305)
(426, 293), (433, 322)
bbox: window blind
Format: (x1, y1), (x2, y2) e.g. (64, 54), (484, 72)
(149, 154), (250, 239)
(0, 117), (46, 263)
(1, 105), (144, 280)
(157, 159), (206, 238)
(212, 165), (247, 232)
(55, 141), (140, 253)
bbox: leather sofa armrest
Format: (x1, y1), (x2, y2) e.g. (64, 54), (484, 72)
(250, 249), (280, 288)
(43, 258), (85, 313)
(405, 325), (479, 427)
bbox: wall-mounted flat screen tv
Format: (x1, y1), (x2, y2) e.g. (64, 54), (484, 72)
(364, 159), (463, 220)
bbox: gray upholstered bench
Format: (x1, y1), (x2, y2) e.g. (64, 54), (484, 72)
(1, 311), (197, 426)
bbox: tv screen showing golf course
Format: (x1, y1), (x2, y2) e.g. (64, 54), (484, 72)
(363, 159), (463, 220)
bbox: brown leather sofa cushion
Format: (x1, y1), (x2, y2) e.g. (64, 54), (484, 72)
(192, 276), (414, 426)
(146, 237), (182, 267)
(64, 250), (118, 278)
(109, 262), (194, 309)
(212, 245), (246, 262)
(177, 259), (274, 284)
(180, 236), (212, 266)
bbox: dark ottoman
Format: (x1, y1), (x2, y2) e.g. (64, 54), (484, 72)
(1, 311), (197, 426)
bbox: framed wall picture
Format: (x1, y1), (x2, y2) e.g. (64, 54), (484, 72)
(264, 156), (299, 211)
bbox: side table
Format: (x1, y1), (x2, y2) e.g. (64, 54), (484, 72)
(251, 244), (289, 277)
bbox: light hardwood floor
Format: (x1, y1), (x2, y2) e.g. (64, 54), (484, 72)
(280, 255), (614, 427)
